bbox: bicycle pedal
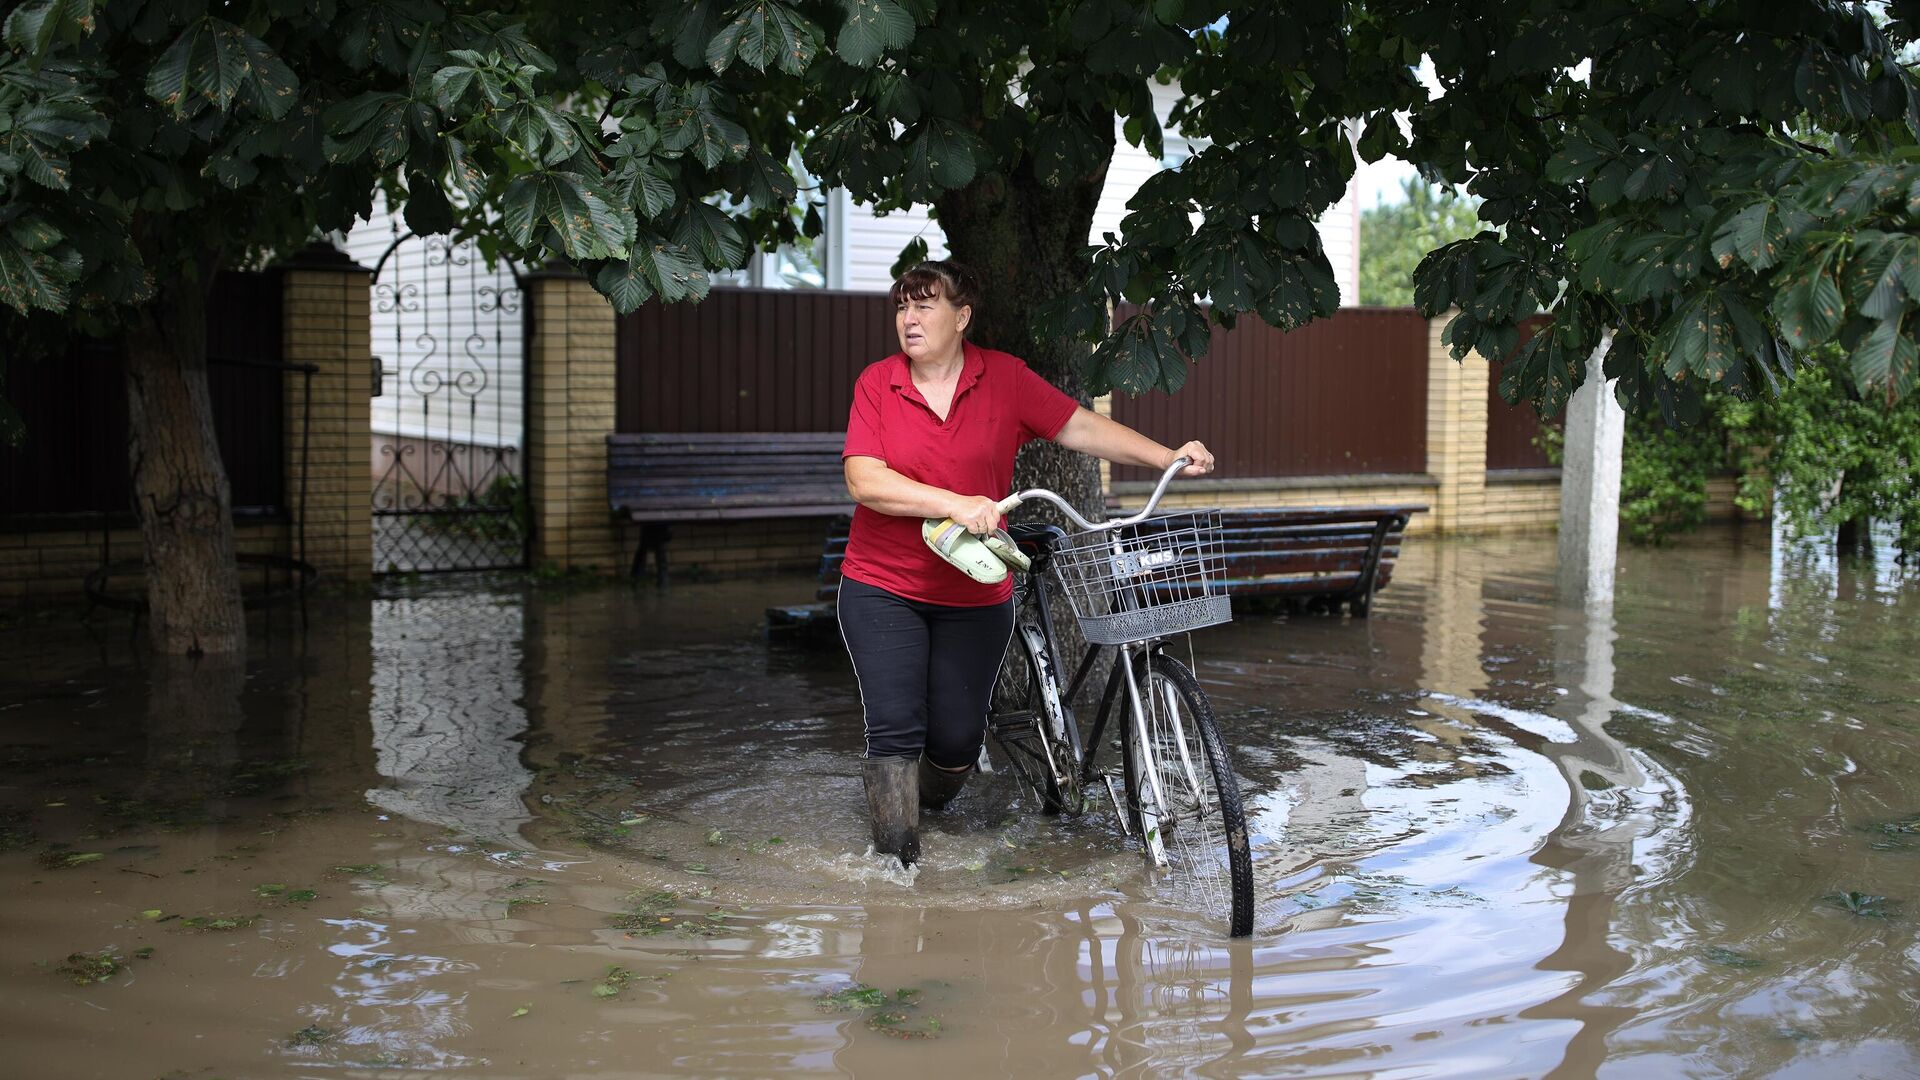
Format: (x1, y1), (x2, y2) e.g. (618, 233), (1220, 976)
(1103, 775), (1132, 837)
(991, 710), (1041, 739)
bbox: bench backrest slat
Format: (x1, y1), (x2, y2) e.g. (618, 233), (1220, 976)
(610, 432), (853, 521)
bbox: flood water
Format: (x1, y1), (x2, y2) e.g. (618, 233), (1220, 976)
(2, 528), (1917, 1078)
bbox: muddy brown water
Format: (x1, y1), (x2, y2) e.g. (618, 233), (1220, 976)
(1, 530), (1916, 1078)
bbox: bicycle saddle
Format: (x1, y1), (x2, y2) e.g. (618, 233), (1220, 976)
(1006, 522), (1067, 559)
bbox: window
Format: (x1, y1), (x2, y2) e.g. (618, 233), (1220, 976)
(710, 149), (831, 290)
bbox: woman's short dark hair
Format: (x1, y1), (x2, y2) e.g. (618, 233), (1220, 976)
(889, 260), (982, 324)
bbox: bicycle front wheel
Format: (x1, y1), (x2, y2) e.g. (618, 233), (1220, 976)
(1126, 652), (1254, 937)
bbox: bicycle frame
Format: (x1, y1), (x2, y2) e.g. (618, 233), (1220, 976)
(995, 455), (1211, 869)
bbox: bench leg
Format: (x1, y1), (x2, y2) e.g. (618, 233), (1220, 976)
(1345, 517), (1397, 618)
(631, 523), (672, 585)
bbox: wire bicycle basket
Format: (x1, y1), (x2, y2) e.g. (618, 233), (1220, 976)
(1046, 508), (1233, 645)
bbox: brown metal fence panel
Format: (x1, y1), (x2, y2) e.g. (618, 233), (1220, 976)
(0, 338), (130, 517)
(0, 271), (285, 520)
(206, 270), (286, 513)
(1485, 317), (1556, 471)
(1110, 307), (1430, 482)
(616, 293), (1438, 484)
(617, 288), (896, 433)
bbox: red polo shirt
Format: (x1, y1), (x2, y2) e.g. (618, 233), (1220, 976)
(841, 341), (1080, 606)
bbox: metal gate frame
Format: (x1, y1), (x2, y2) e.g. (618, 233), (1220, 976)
(370, 232), (530, 574)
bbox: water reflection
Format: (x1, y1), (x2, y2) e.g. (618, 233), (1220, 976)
(1770, 509), (1912, 610)
(139, 654), (248, 813)
(1524, 592), (1688, 1076)
(367, 588), (533, 841)
(307, 915), (478, 1068)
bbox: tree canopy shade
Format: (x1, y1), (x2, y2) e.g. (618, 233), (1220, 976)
(10, 0), (1920, 408)
(5, 0), (1920, 651)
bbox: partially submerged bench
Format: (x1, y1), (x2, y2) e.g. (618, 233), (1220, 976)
(767, 503), (1424, 632)
(1207, 505), (1424, 616)
(608, 432), (851, 582)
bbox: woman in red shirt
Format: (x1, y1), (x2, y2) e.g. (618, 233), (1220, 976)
(841, 260), (1214, 867)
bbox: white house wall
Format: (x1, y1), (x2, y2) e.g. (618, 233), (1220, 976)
(834, 198), (951, 292)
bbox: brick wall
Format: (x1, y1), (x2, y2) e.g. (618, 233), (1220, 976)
(1484, 473), (1562, 532)
(525, 271), (621, 573)
(283, 256), (373, 582)
(626, 517), (832, 580)
(0, 523), (294, 604)
(1424, 315), (1492, 533)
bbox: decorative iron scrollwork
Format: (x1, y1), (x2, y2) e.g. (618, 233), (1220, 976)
(370, 230), (528, 574)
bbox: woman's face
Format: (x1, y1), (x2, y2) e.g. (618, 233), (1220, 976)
(895, 289), (971, 363)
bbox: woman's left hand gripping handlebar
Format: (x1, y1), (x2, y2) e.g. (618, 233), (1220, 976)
(1170, 441), (1215, 477)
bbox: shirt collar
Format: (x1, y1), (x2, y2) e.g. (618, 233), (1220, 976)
(889, 341), (986, 396)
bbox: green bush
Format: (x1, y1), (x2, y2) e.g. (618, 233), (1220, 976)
(1545, 344), (1919, 550)
(1538, 406), (1735, 546)
(1726, 347), (1920, 553)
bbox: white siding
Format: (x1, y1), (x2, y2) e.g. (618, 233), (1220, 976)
(837, 200), (950, 292)
(344, 195), (526, 450)
(1090, 80), (1185, 245)
(1320, 173), (1361, 306)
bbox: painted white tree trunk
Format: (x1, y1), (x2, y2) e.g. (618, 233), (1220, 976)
(1557, 333), (1624, 605)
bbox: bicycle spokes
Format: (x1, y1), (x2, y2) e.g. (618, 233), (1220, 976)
(1155, 669), (1205, 812)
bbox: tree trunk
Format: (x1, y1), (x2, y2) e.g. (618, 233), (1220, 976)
(936, 158), (1111, 526)
(124, 280), (246, 656)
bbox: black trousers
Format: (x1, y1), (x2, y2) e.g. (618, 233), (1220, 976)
(837, 578), (1016, 767)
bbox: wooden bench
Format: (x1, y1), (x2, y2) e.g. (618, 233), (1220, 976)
(1206, 505), (1424, 615)
(766, 503), (1424, 632)
(608, 432), (852, 582)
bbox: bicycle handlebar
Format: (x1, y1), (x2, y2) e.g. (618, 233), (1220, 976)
(995, 455), (1191, 532)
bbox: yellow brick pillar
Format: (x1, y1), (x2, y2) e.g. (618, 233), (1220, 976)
(524, 265), (620, 573)
(279, 242), (374, 584)
(1424, 314), (1491, 534)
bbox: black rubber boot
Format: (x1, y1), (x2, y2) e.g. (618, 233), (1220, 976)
(918, 755), (973, 812)
(862, 756), (920, 867)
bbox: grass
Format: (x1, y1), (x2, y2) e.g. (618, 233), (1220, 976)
(179, 914), (258, 932)
(815, 984), (942, 1039)
(1824, 891), (1900, 918)
(55, 951), (122, 985)
(588, 965), (667, 999)
(36, 850), (104, 869)
(287, 1024), (336, 1047)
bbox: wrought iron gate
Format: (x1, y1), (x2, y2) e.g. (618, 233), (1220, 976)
(370, 233), (529, 573)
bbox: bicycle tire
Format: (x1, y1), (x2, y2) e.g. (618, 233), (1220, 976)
(990, 629), (1074, 815)
(1121, 651), (1254, 937)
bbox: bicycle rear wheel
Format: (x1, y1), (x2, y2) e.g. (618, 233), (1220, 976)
(1123, 651), (1254, 937)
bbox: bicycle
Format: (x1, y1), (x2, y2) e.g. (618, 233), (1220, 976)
(984, 457), (1255, 937)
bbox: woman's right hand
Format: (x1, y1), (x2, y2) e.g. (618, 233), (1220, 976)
(947, 494), (1002, 536)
